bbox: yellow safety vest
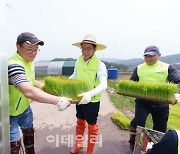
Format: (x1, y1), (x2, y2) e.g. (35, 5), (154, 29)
(137, 61), (169, 83)
(76, 54), (101, 102)
(8, 52), (35, 116)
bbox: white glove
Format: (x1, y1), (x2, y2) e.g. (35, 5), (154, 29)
(56, 97), (71, 111)
(78, 92), (92, 105)
(146, 142), (154, 151)
(175, 93), (180, 104)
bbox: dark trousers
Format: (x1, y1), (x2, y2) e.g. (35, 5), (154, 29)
(76, 102), (100, 124)
(130, 99), (169, 133)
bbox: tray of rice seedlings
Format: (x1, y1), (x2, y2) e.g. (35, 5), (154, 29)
(111, 112), (130, 130)
(42, 76), (88, 100)
(117, 80), (179, 104)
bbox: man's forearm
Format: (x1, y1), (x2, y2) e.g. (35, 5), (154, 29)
(24, 86), (59, 105)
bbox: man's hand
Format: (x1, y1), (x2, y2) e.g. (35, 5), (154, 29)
(175, 93), (180, 104)
(57, 97), (71, 111)
(78, 92), (92, 105)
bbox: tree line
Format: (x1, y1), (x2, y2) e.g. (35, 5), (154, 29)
(103, 61), (129, 72)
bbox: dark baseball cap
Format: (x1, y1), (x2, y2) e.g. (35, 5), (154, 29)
(16, 32), (44, 46)
(144, 46), (160, 56)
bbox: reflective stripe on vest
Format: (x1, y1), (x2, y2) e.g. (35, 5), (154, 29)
(77, 54), (100, 102)
(137, 61), (169, 82)
(176, 130), (180, 154)
(8, 52), (35, 116)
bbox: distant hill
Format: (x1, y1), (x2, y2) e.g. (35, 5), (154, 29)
(160, 54), (180, 64)
(35, 54), (180, 72)
(102, 54), (180, 70)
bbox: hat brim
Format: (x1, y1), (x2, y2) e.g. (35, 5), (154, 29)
(144, 52), (158, 56)
(72, 42), (106, 51)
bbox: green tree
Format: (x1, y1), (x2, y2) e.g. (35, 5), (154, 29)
(103, 61), (128, 72)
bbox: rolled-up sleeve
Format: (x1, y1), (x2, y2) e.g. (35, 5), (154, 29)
(168, 65), (180, 88)
(8, 64), (29, 87)
(130, 67), (139, 81)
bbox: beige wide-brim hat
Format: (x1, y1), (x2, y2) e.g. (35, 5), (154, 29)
(72, 34), (107, 51)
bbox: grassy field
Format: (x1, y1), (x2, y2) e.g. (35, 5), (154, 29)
(108, 80), (180, 131)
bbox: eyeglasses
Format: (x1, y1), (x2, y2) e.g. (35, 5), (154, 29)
(20, 45), (40, 53)
(144, 55), (156, 58)
(81, 47), (94, 52)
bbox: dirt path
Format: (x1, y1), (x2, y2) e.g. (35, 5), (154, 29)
(31, 91), (131, 154)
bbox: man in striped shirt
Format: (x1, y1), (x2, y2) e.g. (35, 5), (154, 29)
(8, 32), (71, 154)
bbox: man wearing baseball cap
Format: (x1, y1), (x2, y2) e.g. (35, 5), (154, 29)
(129, 45), (180, 151)
(8, 32), (71, 154)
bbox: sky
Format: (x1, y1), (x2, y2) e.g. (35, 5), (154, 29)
(2, 0), (180, 61)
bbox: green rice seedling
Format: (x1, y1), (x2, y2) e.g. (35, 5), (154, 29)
(43, 76), (88, 99)
(117, 80), (178, 104)
(111, 112), (130, 130)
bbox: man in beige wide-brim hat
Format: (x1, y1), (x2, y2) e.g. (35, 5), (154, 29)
(72, 34), (107, 51)
(70, 34), (107, 154)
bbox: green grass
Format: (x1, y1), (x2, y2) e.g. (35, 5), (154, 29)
(168, 104), (180, 130)
(108, 80), (119, 91)
(109, 93), (134, 116)
(109, 91), (153, 129)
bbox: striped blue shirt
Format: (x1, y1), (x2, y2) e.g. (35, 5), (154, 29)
(8, 64), (29, 87)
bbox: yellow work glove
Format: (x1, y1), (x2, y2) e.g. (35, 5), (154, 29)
(77, 92), (92, 105)
(56, 97), (71, 111)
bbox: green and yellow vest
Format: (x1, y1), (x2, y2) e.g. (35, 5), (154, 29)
(8, 52), (35, 116)
(76, 54), (101, 102)
(137, 61), (169, 83)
